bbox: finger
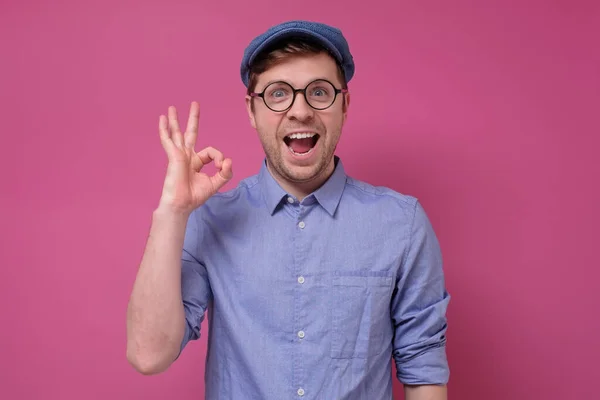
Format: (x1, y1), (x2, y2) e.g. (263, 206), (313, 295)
(190, 151), (202, 173)
(219, 158), (233, 181)
(184, 101), (200, 149)
(168, 106), (184, 148)
(211, 158), (233, 190)
(158, 115), (176, 155)
(196, 147), (224, 167)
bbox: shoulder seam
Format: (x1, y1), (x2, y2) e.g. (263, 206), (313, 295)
(399, 199), (419, 274)
(345, 178), (416, 207)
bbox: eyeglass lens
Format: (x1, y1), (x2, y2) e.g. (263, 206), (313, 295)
(263, 80), (337, 111)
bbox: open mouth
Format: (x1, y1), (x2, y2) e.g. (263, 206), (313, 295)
(283, 132), (320, 156)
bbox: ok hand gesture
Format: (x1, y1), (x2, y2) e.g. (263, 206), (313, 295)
(157, 102), (233, 215)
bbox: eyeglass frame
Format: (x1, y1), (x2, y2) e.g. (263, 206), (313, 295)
(249, 78), (349, 112)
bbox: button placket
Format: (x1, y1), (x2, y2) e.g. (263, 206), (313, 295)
(293, 204), (309, 396)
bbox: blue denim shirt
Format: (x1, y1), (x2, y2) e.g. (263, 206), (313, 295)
(179, 156), (450, 399)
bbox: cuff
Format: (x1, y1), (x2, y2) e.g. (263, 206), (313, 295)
(395, 345), (450, 385)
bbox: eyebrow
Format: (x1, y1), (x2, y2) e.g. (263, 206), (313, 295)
(258, 77), (334, 90)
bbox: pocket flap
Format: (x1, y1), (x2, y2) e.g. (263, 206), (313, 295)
(333, 271), (394, 287)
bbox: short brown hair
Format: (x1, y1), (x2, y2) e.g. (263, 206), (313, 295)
(246, 37), (348, 95)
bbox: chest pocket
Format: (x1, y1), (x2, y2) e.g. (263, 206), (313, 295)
(330, 271), (395, 359)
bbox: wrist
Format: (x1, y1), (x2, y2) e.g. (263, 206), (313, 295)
(153, 204), (192, 223)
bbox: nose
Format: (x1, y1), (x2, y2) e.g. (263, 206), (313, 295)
(286, 90), (314, 121)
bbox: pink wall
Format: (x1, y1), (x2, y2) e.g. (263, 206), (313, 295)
(1, 1), (598, 399)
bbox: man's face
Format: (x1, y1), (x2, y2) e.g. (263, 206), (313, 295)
(245, 52), (350, 186)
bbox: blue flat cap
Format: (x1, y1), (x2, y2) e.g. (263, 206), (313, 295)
(240, 20), (355, 87)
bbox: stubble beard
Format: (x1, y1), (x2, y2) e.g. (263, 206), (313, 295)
(261, 128), (340, 186)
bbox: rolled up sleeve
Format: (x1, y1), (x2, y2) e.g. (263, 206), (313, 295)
(391, 200), (451, 385)
(178, 208), (212, 356)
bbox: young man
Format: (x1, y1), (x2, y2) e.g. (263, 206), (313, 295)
(127, 20), (450, 400)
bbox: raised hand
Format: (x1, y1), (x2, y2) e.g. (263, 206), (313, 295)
(157, 101), (233, 215)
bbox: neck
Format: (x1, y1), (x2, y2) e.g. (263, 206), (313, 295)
(268, 158), (336, 201)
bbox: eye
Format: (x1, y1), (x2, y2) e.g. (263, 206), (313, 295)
(311, 87), (328, 96)
(266, 84), (291, 100)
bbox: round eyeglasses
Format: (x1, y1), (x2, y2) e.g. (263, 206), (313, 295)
(250, 79), (348, 112)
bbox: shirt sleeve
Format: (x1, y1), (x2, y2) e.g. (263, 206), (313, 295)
(391, 200), (451, 385)
(177, 208), (212, 357)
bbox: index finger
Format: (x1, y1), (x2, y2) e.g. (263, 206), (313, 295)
(184, 101), (200, 149)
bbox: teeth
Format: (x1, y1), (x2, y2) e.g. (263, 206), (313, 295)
(287, 132), (316, 140)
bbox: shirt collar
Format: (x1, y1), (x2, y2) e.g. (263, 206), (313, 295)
(259, 156), (347, 216)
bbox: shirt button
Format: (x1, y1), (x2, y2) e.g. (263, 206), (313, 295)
(297, 330), (305, 338)
(297, 388), (305, 396)
(298, 221), (305, 229)
(297, 276), (305, 284)
(287, 196), (294, 203)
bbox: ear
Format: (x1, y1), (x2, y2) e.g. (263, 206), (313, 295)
(342, 91), (350, 124)
(245, 95), (256, 129)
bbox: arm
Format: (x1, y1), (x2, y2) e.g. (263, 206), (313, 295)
(126, 102), (231, 375)
(391, 200), (451, 388)
(126, 207), (189, 375)
(405, 384), (447, 400)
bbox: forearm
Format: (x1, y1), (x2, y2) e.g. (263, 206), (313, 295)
(404, 384), (447, 400)
(126, 207), (189, 374)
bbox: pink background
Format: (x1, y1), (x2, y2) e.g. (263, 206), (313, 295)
(1, 1), (599, 399)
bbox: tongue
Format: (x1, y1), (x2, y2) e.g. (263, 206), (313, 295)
(288, 138), (313, 154)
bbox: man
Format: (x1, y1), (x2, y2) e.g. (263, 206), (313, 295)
(126, 20), (450, 400)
